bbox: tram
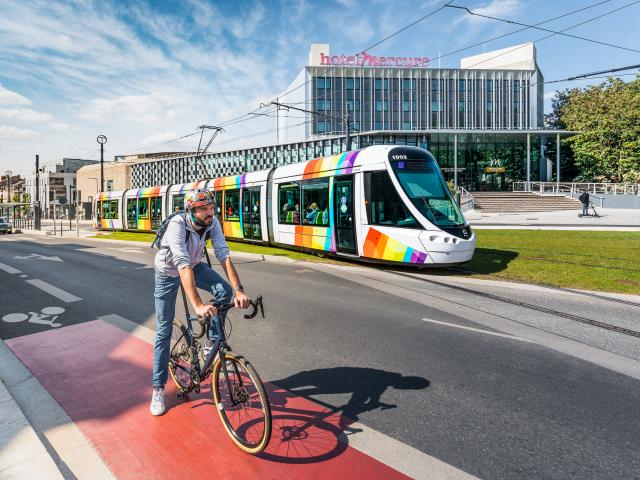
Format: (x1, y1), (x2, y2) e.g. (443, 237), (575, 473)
(93, 146), (476, 266)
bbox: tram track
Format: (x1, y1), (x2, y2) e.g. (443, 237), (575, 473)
(446, 266), (640, 309)
(384, 269), (640, 339)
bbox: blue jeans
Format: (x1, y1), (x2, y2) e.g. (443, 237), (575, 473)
(152, 262), (232, 387)
(582, 203), (589, 215)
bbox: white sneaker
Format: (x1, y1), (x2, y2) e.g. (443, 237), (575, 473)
(202, 339), (214, 358)
(150, 387), (165, 416)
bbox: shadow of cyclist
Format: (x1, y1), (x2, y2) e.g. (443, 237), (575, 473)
(251, 367), (429, 464)
(272, 366), (430, 426)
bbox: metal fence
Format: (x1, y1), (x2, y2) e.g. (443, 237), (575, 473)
(513, 182), (640, 196)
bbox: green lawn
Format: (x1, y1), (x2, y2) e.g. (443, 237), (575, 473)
(90, 231), (343, 264)
(91, 230), (640, 294)
(466, 230), (640, 294)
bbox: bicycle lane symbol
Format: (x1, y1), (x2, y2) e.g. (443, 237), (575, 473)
(2, 307), (65, 328)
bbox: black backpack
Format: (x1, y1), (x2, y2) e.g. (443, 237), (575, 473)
(150, 210), (186, 249)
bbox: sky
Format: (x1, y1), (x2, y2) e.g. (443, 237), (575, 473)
(0, 0), (639, 175)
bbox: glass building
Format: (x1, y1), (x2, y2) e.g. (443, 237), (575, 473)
(129, 43), (572, 191)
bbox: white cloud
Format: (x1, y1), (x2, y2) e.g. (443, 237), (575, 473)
(0, 84), (31, 106)
(228, 2), (266, 39)
(456, 0), (522, 24)
(141, 131), (179, 147)
(49, 122), (76, 131)
(0, 108), (53, 123)
(0, 125), (40, 140)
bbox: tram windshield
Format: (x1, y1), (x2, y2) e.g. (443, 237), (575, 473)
(389, 154), (465, 228)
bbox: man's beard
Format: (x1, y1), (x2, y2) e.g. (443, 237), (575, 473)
(191, 212), (212, 228)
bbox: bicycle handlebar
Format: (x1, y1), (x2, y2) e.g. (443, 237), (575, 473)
(197, 295), (265, 322)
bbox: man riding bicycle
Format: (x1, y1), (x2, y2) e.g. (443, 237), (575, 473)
(150, 188), (250, 416)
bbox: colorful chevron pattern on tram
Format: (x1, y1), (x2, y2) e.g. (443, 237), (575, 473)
(213, 174), (247, 190)
(294, 226), (332, 251)
(303, 151), (360, 179)
(363, 228), (428, 264)
(178, 181), (207, 193)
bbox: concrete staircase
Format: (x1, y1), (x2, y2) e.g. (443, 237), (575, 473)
(471, 192), (582, 212)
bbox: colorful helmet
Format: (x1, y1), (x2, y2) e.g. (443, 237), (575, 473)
(184, 188), (214, 210)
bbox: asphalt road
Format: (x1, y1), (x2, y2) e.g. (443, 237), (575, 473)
(1, 234), (639, 480)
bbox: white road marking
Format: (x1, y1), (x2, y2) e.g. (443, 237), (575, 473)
(14, 253), (63, 262)
(108, 247), (143, 253)
(0, 262), (21, 274)
(26, 279), (82, 303)
(422, 318), (534, 344)
(99, 313), (478, 480)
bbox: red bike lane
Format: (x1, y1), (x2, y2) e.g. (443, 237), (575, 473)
(6, 320), (411, 479)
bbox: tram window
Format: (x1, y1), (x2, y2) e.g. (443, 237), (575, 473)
(172, 194), (184, 212)
(390, 159), (465, 227)
(278, 182), (301, 224)
(364, 171), (418, 228)
(301, 178), (329, 226)
(137, 198), (149, 218)
(109, 200), (118, 219)
(100, 201), (109, 219)
(225, 189), (240, 221)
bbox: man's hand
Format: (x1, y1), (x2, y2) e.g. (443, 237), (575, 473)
(194, 303), (217, 319)
(234, 290), (251, 309)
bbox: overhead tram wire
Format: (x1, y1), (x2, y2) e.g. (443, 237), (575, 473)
(200, 0), (627, 139)
(180, 1), (455, 152)
(446, 3), (640, 54)
(532, 64), (640, 86)
(213, 121), (311, 146)
(438, 0), (615, 61)
(254, 1), (455, 108)
(460, 0), (640, 70)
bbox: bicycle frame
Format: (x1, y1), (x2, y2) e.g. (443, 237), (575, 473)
(176, 284), (246, 403)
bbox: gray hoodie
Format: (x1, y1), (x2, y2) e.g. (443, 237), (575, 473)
(154, 214), (230, 277)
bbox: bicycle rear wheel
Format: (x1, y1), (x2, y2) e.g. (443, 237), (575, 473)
(213, 353), (271, 454)
(168, 320), (193, 393)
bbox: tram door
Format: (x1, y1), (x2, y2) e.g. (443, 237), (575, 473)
(243, 187), (262, 240)
(150, 197), (162, 230)
(334, 175), (356, 253)
(214, 191), (222, 223)
(126, 199), (137, 229)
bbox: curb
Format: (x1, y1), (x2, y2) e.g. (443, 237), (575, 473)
(0, 340), (115, 480)
(0, 342), (64, 479)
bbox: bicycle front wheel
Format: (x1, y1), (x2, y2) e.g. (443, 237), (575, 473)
(212, 353), (271, 454)
(168, 320), (192, 392)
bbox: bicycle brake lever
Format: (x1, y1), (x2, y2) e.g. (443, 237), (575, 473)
(257, 295), (265, 318)
(243, 295), (264, 320)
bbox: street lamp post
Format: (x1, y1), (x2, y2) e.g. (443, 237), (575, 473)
(5, 170), (11, 204)
(35, 155), (41, 230)
(5, 170), (12, 223)
(97, 135), (107, 193)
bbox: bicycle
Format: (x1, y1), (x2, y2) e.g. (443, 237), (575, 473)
(168, 287), (271, 454)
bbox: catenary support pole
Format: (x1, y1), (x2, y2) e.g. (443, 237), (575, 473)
(556, 133), (561, 187)
(454, 133), (458, 189)
(526, 132), (531, 191)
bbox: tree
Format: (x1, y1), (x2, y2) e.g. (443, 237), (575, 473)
(544, 88), (580, 181)
(561, 76), (640, 182)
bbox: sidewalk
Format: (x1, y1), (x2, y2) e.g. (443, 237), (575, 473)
(466, 208), (640, 230)
(0, 342), (64, 479)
